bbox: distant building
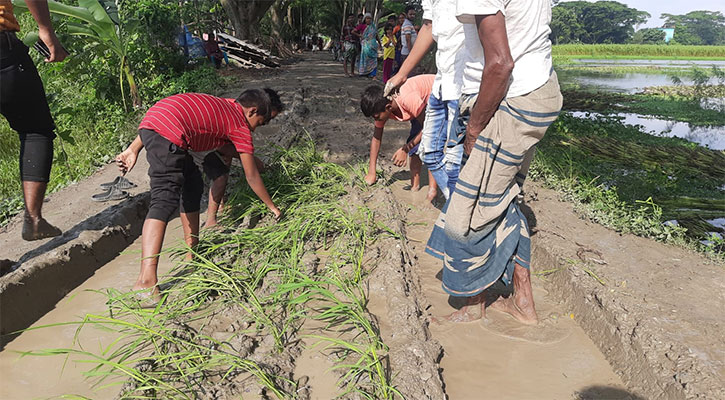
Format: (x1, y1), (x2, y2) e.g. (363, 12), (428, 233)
(658, 24), (675, 43)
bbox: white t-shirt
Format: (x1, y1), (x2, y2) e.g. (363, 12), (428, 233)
(456, 0), (553, 98)
(400, 18), (417, 56)
(422, 0), (465, 101)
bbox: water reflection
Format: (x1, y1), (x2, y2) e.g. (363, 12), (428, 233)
(570, 111), (725, 150)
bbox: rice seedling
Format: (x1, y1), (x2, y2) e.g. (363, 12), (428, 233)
(21, 138), (402, 398)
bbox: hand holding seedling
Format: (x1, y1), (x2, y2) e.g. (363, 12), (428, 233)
(391, 148), (408, 167)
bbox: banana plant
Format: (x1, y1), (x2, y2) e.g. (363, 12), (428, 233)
(13, 0), (139, 109)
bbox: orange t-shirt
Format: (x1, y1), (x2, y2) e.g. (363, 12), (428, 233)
(0, 0), (20, 32)
(375, 74), (435, 128)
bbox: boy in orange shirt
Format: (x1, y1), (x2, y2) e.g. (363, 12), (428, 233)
(361, 74), (438, 203)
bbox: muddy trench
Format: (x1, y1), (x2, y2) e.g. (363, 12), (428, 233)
(0, 54), (654, 400)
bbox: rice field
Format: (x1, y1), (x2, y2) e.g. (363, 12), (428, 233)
(553, 44), (725, 60)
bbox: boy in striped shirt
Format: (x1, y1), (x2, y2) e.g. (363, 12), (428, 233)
(115, 89), (282, 298)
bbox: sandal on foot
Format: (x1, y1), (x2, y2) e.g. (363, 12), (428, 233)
(92, 186), (129, 202)
(21, 217), (62, 241)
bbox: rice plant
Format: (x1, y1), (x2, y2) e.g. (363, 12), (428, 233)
(20, 138), (402, 398)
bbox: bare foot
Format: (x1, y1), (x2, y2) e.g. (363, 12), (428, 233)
(425, 188), (437, 207)
(488, 294), (538, 325)
(132, 283), (161, 305)
(21, 216), (61, 241)
(411, 184), (421, 192)
(431, 293), (485, 324)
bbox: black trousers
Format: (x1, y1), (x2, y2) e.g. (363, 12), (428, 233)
(0, 31), (56, 182)
(140, 129), (203, 222)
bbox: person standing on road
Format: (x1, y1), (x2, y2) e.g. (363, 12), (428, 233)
(393, 12), (405, 74)
(385, 0), (466, 200)
(342, 14), (358, 77)
(399, 6), (418, 75)
(0, 0), (68, 241)
(425, 0), (563, 325)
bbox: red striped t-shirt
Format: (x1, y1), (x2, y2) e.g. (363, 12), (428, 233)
(139, 93), (253, 153)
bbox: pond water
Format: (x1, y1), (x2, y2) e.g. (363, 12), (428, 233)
(559, 59), (724, 93)
(560, 71), (718, 93)
(570, 111), (725, 150)
(573, 59), (725, 68)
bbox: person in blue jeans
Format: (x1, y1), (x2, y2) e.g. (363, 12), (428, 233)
(384, 0), (465, 200)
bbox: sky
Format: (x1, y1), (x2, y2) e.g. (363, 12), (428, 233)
(560, 0), (725, 29)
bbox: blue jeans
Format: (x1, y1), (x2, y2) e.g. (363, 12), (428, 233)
(418, 92), (462, 199)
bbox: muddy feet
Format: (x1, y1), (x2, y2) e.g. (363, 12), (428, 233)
(21, 216), (62, 241)
(488, 294), (539, 325)
(132, 283), (161, 306)
(431, 293), (485, 324)
(424, 189), (438, 208)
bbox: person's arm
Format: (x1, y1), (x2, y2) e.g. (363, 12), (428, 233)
(115, 135), (143, 175)
(464, 12), (513, 156)
(391, 111), (426, 166)
(365, 126), (384, 185)
(240, 153), (281, 219)
(24, 0), (68, 63)
(385, 20), (433, 95)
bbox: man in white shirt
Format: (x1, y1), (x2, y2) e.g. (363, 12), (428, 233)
(385, 0), (465, 200)
(425, 0), (563, 326)
(399, 5), (418, 68)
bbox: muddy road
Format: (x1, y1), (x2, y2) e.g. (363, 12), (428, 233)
(1, 53), (722, 399)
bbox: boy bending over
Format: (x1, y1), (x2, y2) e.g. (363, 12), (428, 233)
(115, 89), (282, 297)
(361, 74), (438, 203)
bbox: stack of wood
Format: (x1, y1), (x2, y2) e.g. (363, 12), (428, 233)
(217, 33), (281, 69)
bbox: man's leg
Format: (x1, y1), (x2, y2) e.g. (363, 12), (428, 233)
(180, 211), (200, 261)
(426, 169), (438, 204)
(488, 263), (538, 325)
(134, 218), (167, 293)
(420, 93), (449, 198)
(1, 35), (60, 240)
(205, 173), (228, 227)
(410, 154), (422, 191)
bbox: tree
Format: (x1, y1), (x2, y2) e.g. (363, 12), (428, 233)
(632, 28), (666, 44)
(550, 5), (585, 44)
(663, 11), (725, 45)
(220, 0), (276, 40)
(13, 0), (140, 108)
(551, 1), (649, 44)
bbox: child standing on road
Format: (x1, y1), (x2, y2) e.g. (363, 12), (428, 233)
(115, 89), (282, 299)
(361, 74), (438, 204)
(381, 24), (397, 83)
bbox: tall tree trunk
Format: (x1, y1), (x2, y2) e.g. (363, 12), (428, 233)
(220, 0), (275, 40)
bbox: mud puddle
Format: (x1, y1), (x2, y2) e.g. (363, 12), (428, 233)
(385, 171), (631, 399)
(0, 218), (186, 400)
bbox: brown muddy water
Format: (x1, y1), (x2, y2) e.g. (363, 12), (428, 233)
(0, 179), (631, 400)
(0, 219), (186, 400)
(385, 175), (630, 400)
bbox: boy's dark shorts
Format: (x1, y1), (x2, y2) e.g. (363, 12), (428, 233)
(406, 118), (423, 157)
(140, 129), (203, 222)
(191, 150), (230, 181)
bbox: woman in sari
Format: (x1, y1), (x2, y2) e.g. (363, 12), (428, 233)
(357, 13), (380, 78)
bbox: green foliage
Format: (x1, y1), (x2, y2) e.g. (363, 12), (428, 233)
(631, 28), (666, 45)
(533, 113), (724, 256)
(550, 1), (649, 44)
(663, 11), (725, 46)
